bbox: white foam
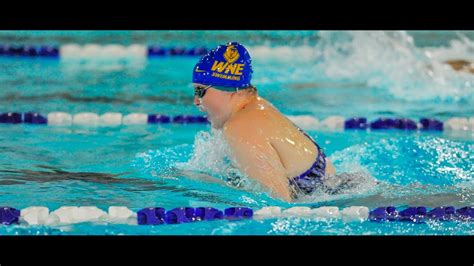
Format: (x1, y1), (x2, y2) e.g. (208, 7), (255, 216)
(424, 39), (474, 63)
(319, 31), (474, 102)
(73, 112), (100, 126)
(123, 113), (148, 125)
(248, 31), (474, 102)
(176, 129), (240, 183)
(249, 45), (319, 62)
(47, 112), (73, 126)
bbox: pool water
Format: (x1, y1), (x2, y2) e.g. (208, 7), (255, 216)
(0, 31), (473, 235)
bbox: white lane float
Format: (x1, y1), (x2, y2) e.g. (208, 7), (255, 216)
(123, 113), (148, 125)
(341, 206), (369, 222)
(311, 206), (341, 220)
(254, 206), (282, 219)
(72, 112), (100, 126)
(99, 112), (123, 126)
(47, 112), (73, 126)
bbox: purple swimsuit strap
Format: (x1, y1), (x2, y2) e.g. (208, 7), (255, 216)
(292, 124), (327, 181)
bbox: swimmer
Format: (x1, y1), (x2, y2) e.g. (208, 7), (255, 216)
(191, 42), (338, 202)
(444, 59), (474, 74)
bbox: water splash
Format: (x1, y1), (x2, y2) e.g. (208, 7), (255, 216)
(133, 129), (257, 190)
(325, 134), (474, 207)
(176, 129), (233, 178)
(249, 31), (474, 103)
(133, 128), (473, 205)
(132, 143), (191, 179)
(176, 129), (261, 190)
(331, 135), (473, 185)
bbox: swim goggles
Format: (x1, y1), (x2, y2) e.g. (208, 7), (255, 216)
(194, 84), (213, 98)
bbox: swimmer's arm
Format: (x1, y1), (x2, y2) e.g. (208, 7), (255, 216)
(223, 124), (293, 202)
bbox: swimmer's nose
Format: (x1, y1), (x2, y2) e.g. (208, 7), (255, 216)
(193, 96), (200, 106)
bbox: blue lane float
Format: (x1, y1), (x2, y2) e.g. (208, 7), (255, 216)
(137, 207), (166, 225)
(0, 112), (22, 123)
(165, 207), (197, 224)
(370, 118), (397, 130)
(344, 117), (368, 129)
(147, 46), (168, 56)
(136, 207), (247, 225)
(147, 114), (171, 124)
(426, 206), (456, 221)
(172, 115), (208, 124)
(224, 207), (253, 220)
(369, 206), (399, 222)
(0, 45), (59, 57)
(0, 207), (21, 225)
(394, 118), (418, 130)
(368, 206), (473, 223)
(456, 206), (474, 221)
(369, 118), (418, 130)
(344, 117), (445, 131)
(195, 207), (224, 221)
(419, 118), (444, 131)
(23, 112), (48, 124)
(397, 206), (427, 223)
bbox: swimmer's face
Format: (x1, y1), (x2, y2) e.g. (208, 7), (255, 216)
(193, 83), (233, 129)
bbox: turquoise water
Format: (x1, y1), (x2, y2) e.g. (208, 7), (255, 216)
(0, 31), (473, 235)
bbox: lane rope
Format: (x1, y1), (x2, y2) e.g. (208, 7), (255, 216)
(0, 206), (472, 226)
(1, 112), (473, 132)
(0, 44), (208, 58)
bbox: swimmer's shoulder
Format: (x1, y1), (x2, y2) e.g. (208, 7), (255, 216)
(223, 112), (258, 140)
(223, 98), (283, 139)
(236, 97), (279, 120)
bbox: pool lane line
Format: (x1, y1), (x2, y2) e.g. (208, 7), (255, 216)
(0, 44), (208, 58)
(1, 112), (474, 132)
(1, 206), (472, 226)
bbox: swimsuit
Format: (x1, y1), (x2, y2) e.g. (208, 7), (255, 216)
(289, 125), (327, 196)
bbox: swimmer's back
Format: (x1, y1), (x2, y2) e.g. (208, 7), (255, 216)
(223, 96), (336, 179)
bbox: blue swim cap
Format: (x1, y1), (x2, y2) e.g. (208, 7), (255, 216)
(192, 42), (253, 89)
